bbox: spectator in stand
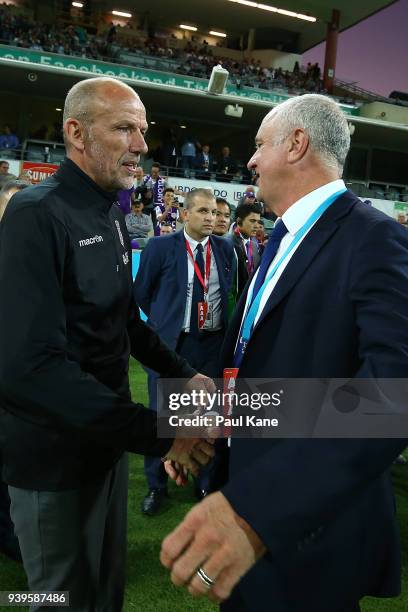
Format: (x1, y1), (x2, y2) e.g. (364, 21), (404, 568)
(0, 125), (19, 155)
(0, 160), (17, 189)
(142, 162), (168, 206)
(159, 222), (173, 235)
(125, 197), (153, 240)
(134, 166), (145, 190)
(213, 197), (232, 237)
(154, 187), (180, 235)
(237, 185), (258, 207)
(216, 146), (237, 183)
(140, 186), (154, 210)
(181, 134), (198, 177)
(160, 128), (179, 169)
(194, 144), (215, 180)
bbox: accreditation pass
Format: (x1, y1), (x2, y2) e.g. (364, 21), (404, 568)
(0, 592), (69, 606)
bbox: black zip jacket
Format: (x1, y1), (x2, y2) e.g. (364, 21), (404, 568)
(0, 158), (196, 490)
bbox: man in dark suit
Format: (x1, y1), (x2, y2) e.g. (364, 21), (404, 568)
(227, 201), (262, 298)
(216, 146), (237, 183)
(194, 144), (215, 180)
(161, 94), (408, 611)
(135, 188), (235, 514)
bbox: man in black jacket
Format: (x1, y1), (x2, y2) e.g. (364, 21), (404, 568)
(0, 77), (213, 611)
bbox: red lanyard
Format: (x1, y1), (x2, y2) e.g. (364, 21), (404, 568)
(185, 239), (211, 296)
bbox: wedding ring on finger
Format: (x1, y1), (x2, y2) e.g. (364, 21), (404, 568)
(196, 566), (216, 589)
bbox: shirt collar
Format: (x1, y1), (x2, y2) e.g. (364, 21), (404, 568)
(281, 179), (346, 235)
(184, 228), (209, 251)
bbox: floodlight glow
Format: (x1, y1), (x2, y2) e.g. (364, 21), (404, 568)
(112, 10), (132, 18)
(180, 24), (198, 31)
(227, 1), (316, 22)
(210, 30), (227, 37)
(72, 2), (84, 7)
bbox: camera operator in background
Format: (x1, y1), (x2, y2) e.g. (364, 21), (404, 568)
(154, 187), (181, 235)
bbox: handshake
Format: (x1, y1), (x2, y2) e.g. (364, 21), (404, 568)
(161, 372), (217, 485)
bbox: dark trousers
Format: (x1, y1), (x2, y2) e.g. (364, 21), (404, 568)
(144, 329), (225, 491)
(0, 454), (20, 558)
(9, 454), (128, 612)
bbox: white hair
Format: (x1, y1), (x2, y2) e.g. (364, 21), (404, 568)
(265, 94), (351, 174)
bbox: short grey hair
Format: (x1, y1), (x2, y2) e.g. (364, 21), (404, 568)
(63, 77), (138, 145)
(265, 94), (351, 174)
(184, 188), (215, 210)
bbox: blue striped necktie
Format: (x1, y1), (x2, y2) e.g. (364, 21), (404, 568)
(251, 219), (288, 303)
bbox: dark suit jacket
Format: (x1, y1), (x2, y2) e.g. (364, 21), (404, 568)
(134, 230), (235, 350)
(227, 232), (261, 299)
(219, 191), (408, 612)
(193, 152), (215, 173)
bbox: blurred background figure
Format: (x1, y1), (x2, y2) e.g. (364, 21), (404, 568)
(125, 196), (153, 241)
(213, 197), (232, 237)
(181, 134), (198, 177)
(0, 125), (20, 157)
(158, 222), (173, 235)
(0, 179), (29, 222)
(216, 146), (237, 183)
(0, 160), (16, 189)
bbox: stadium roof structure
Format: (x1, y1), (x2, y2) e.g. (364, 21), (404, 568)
(106, 0), (398, 52)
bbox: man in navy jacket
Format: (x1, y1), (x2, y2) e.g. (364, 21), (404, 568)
(161, 94), (408, 611)
(135, 188), (235, 512)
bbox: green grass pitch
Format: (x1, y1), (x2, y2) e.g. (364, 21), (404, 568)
(0, 360), (406, 612)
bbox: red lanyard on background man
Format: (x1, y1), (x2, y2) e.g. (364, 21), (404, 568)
(185, 240), (212, 300)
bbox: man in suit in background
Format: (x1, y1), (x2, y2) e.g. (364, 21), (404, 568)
(135, 188), (235, 514)
(194, 144), (215, 180)
(161, 94), (408, 611)
(227, 201), (262, 298)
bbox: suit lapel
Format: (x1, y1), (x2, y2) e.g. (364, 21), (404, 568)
(252, 238), (261, 268)
(210, 236), (227, 295)
(254, 192), (357, 331)
(175, 230), (188, 300)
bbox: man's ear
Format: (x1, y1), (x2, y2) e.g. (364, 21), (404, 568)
(237, 217), (242, 227)
(63, 119), (86, 153)
(287, 128), (309, 164)
(182, 208), (188, 223)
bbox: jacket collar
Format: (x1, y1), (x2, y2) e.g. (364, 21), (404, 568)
(254, 190), (357, 331)
(56, 158), (119, 211)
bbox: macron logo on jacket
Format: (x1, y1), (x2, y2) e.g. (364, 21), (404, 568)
(78, 235), (104, 247)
